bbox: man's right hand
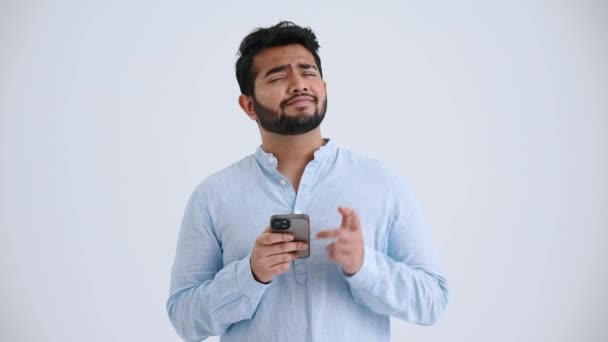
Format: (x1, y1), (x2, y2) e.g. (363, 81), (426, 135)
(250, 226), (309, 284)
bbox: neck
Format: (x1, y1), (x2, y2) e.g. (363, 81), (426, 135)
(259, 127), (325, 168)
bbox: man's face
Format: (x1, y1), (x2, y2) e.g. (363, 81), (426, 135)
(249, 44), (327, 135)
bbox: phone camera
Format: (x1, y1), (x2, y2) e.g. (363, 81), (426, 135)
(271, 218), (290, 230)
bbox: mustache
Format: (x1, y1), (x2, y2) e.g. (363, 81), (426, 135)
(280, 93), (318, 109)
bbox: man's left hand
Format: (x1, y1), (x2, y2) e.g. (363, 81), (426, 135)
(316, 207), (364, 276)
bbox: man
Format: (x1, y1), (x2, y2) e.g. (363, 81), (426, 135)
(167, 21), (448, 342)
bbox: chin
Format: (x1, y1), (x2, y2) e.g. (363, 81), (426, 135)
(284, 108), (316, 117)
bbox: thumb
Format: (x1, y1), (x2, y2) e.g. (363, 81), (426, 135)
(338, 206), (353, 230)
(350, 210), (362, 231)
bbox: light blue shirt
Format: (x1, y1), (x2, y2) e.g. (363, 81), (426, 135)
(167, 139), (448, 342)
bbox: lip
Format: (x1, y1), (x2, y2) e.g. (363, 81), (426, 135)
(286, 96), (315, 106)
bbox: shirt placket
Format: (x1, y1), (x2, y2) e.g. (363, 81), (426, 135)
(291, 160), (319, 285)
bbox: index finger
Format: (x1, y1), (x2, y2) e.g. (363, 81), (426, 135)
(316, 229), (340, 239)
(258, 231), (294, 245)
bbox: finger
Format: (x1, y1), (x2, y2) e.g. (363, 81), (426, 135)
(263, 226), (271, 233)
(264, 241), (308, 256)
(340, 207), (361, 232)
(338, 206), (354, 230)
(326, 242), (337, 261)
(337, 228), (354, 241)
(350, 211), (362, 231)
(334, 242), (353, 256)
(258, 232), (294, 245)
(266, 252), (297, 267)
(327, 244), (346, 263)
(269, 261), (292, 275)
(316, 229), (340, 239)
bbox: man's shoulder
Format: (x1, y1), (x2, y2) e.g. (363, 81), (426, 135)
(336, 145), (418, 202)
(336, 146), (402, 182)
(192, 154), (256, 194)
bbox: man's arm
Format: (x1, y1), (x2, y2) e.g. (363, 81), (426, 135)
(166, 189), (270, 341)
(317, 181), (449, 325)
(344, 181), (449, 325)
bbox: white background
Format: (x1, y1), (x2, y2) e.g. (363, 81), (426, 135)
(1, 1), (606, 341)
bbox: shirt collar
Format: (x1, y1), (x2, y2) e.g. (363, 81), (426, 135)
(254, 138), (336, 171)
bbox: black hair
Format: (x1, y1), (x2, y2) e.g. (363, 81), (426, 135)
(235, 21), (323, 96)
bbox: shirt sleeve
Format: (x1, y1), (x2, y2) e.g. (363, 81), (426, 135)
(344, 178), (449, 325)
(166, 187), (271, 341)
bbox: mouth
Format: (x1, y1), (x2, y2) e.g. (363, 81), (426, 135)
(285, 95), (315, 107)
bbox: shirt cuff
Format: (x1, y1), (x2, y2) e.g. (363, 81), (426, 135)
(235, 253), (273, 300)
(343, 245), (379, 291)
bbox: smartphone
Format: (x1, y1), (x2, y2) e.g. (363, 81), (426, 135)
(270, 214), (310, 259)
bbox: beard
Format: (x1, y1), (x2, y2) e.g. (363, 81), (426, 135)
(252, 94), (328, 135)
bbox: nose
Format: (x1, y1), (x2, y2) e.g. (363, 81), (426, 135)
(288, 73), (309, 93)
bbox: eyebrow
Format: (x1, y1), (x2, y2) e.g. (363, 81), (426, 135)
(263, 63), (318, 78)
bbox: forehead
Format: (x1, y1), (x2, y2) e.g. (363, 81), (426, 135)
(252, 44), (317, 75)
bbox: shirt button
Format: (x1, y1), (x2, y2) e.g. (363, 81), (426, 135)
(267, 156), (275, 164)
(280, 179), (286, 186)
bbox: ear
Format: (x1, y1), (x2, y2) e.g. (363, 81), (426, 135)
(238, 94), (257, 121)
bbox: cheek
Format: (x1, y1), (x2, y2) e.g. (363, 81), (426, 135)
(255, 86), (283, 105)
(312, 83), (327, 98)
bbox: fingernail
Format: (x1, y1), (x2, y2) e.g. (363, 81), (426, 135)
(302, 244), (309, 249)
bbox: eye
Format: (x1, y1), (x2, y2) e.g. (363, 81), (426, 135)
(269, 77), (285, 83)
(303, 72), (317, 77)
